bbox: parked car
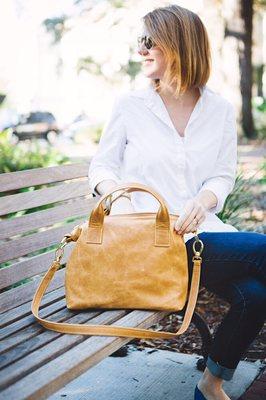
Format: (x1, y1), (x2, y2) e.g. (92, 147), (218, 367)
(12, 111), (60, 140)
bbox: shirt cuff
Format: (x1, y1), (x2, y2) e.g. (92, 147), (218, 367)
(88, 169), (123, 197)
(198, 177), (233, 214)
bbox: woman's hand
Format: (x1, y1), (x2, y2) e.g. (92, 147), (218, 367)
(174, 198), (207, 235)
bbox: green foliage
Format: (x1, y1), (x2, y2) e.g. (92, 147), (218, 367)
(109, 0), (124, 7)
(254, 0), (266, 6)
(120, 58), (142, 82)
(0, 130), (69, 173)
(258, 160), (266, 185)
(217, 167), (264, 231)
(77, 56), (102, 75)
(90, 123), (104, 144)
(0, 130), (71, 222)
(253, 97), (266, 140)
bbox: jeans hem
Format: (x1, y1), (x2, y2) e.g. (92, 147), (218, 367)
(206, 356), (236, 381)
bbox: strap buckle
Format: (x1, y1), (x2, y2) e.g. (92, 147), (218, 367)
(192, 229), (204, 260)
(54, 236), (68, 262)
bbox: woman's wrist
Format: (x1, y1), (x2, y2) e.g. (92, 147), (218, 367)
(194, 189), (217, 211)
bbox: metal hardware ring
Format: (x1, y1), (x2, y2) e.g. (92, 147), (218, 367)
(192, 238), (204, 257)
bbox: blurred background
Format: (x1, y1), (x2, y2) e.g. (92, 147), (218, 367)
(0, 0), (265, 232)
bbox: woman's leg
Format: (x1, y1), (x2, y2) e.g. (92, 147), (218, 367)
(185, 231), (266, 399)
(204, 276), (266, 375)
(187, 231), (266, 288)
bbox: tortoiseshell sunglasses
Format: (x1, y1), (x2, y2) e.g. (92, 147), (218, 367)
(137, 35), (157, 50)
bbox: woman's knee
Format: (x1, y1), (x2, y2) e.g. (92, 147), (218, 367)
(245, 232), (266, 261)
(231, 278), (266, 313)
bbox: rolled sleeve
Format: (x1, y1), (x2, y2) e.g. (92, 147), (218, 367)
(88, 96), (127, 197)
(198, 102), (238, 214)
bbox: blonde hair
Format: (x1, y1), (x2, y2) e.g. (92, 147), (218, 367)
(142, 4), (211, 98)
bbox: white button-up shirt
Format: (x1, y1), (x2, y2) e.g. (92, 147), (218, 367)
(88, 82), (239, 243)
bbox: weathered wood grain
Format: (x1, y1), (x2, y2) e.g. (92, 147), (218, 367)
(0, 163), (90, 192)
(0, 243), (74, 290)
(0, 310), (129, 391)
(0, 197), (95, 239)
(0, 180), (91, 216)
(0, 310), (168, 399)
(0, 309), (102, 369)
(0, 297), (67, 341)
(0, 219), (84, 264)
(0, 269), (64, 313)
(0, 287), (65, 328)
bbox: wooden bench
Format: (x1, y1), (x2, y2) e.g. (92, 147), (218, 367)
(0, 162), (212, 400)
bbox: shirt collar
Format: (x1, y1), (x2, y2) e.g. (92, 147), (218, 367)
(133, 83), (206, 135)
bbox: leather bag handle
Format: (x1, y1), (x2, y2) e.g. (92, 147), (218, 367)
(31, 236), (203, 339)
(87, 182), (171, 246)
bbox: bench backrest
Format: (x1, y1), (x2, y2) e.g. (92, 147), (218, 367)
(0, 162), (97, 314)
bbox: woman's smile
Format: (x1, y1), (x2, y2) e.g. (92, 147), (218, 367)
(142, 59), (154, 65)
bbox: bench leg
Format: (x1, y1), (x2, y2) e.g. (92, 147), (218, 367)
(110, 346), (129, 357)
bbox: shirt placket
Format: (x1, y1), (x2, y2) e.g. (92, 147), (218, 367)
(171, 96), (203, 199)
(175, 140), (187, 197)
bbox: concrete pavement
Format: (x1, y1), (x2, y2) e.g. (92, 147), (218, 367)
(48, 346), (264, 400)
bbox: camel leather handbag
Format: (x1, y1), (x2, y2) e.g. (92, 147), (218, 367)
(31, 182), (204, 339)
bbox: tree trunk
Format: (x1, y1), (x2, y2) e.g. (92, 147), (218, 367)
(225, 0), (256, 138)
(239, 0), (255, 138)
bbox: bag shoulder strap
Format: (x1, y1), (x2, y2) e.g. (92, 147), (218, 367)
(31, 240), (203, 340)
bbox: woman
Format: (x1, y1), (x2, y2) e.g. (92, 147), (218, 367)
(88, 4), (266, 400)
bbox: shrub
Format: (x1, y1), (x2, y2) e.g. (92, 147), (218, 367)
(218, 165), (265, 232)
(0, 129), (69, 173)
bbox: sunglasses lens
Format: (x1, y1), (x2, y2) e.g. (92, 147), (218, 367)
(145, 37), (153, 49)
(137, 35), (155, 50)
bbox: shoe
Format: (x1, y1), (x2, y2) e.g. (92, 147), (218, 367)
(194, 385), (207, 400)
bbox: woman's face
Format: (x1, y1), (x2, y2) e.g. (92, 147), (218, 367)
(138, 31), (167, 80)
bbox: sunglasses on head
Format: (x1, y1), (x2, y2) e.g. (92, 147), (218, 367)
(137, 35), (156, 50)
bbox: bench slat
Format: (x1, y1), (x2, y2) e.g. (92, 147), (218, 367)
(0, 287), (65, 328)
(0, 269), (64, 313)
(1, 310), (102, 370)
(0, 244), (74, 290)
(0, 163), (89, 192)
(0, 297), (67, 341)
(0, 197), (95, 239)
(0, 303), (72, 358)
(0, 310), (168, 399)
(0, 310), (128, 391)
(0, 180), (90, 216)
(0, 219), (84, 264)
(1, 297), (104, 347)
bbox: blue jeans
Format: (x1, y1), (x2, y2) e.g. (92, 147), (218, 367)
(185, 231), (266, 381)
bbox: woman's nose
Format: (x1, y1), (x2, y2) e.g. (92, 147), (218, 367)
(137, 44), (149, 56)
